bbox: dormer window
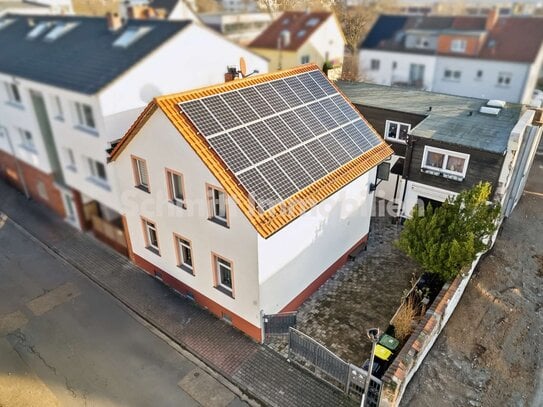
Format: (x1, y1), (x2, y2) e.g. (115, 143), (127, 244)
(450, 39), (467, 53)
(422, 146), (469, 180)
(27, 21), (51, 40)
(43, 22), (78, 42)
(297, 29), (306, 38)
(113, 26), (152, 48)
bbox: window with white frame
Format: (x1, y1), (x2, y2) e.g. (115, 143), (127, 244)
(4, 82), (22, 105)
(167, 170), (185, 207)
(497, 72), (511, 87)
(142, 218), (159, 254)
(301, 55), (310, 64)
(208, 186), (228, 225)
(385, 120), (410, 143)
(19, 128), (35, 150)
(175, 236), (193, 273)
(132, 156), (149, 192)
(53, 95), (63, 120)
(74, 102), (96, 130)
(422, 146), (470, 179)
(370, 59), (380, 70)
(450, 39), (467, 53)
(214, 255), (233, 295)
(87, 157), (107, 182)
(65, 148), (76, 170)
(443, 69), (461, 81)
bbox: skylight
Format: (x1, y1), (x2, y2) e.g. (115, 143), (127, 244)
(27, 21), (52, 39)
(297, 29), (306, 38)
(0, 18), (15, 31)
(113, 26), (153, 48)
(43, 22), (78, 42)
(306, 17), (320, 27)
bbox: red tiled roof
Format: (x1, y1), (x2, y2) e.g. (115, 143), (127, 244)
(451, 16), (486, 30)
(249, 11), (332, 51)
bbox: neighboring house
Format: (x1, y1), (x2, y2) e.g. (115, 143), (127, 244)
(0, 13), (267, 254)
(120, 0), (199, 22)
(219, 0), (259, 13)
(0, 0), (73, 16)
(338, 81), (543, 219)
(249, 11), (345, 80)
(109, 65), (393, 340)
(359, 11), (543, 104)
(199, 11), (274, 45)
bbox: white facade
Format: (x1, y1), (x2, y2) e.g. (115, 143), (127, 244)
(198, 12), (273, 44)
(113, 109), (377, 332)
(359, 50), (436, 90)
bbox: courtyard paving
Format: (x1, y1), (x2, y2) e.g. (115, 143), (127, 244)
(270, 213), (422, 366)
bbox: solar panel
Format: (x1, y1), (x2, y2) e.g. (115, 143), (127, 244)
(237, 168), (280, 210)
(257, 160), (298, 200)
(179, 99), (223, 136)
(178, 69), (385, 211)
(222, 91), (259, 123)
(230, 127), (269, 164)
(202, 95), (242, 131)
(238, 87), (274, 117)
(247, 121), (285, 156)
(208, 133), (251, 173)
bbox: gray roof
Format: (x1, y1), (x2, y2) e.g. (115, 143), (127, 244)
(338, 81), (523, 153)
(0, 14), (191, 94)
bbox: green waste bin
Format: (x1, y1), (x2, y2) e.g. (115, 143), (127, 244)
(378, 334), (399, 352)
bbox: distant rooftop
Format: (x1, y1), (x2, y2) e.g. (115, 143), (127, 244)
(0, 14), (191, 94)
(338, 81), (523, 153)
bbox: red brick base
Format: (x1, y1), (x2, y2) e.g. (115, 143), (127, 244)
(280, 233), (369, 312)
(0, 150), (65, 218)
(133, 253), (262, 342)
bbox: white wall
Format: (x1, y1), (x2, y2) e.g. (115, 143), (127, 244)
(257, 168), (375, 314)
(358, 50), (436, 90)
(299, 14), (345, 68)
(114, 110), (262, 327)
(98, 23), (269, 118)
(432, 56), (530, 103)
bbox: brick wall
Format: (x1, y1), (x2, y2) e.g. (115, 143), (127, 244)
(0, 150), (65, 218)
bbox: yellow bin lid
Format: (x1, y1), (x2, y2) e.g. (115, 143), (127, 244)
(374, 344), (393, 361)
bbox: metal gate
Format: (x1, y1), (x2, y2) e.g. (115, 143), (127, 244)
(288, 328), (382, 405)
(263, 311), (297, 342)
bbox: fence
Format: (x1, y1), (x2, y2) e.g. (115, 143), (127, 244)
(288, 327), (382, 405)
(263, 311), (297, 342)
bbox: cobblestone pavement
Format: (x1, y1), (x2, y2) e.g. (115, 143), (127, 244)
(269, 215), (422, 366)
(0, 180), (355, 407)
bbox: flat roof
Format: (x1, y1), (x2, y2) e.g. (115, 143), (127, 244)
(337, 81), (523, 153)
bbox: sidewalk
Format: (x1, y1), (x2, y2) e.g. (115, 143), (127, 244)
(0, 181), (355, 407)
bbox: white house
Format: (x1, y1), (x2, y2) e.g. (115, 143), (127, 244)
(0, 0), (73, 16)
(109, 65), (393, 340)
(199, 11), (275, 45)
(0, 13), (267, 254)
(359, 11), (543, 103)
(249, 11), (346, 79)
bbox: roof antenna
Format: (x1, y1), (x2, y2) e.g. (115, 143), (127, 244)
(225, 57), (259, 82)
(428, 106), (432, 111)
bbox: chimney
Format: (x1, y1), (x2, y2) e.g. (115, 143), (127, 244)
(485, 7), (499, 31)
(224, 66), (238, 83)
(106, 12), (123, 31)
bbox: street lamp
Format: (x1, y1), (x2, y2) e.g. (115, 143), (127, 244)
(361, 327), (381, 407)
(0, 125), (30, 199)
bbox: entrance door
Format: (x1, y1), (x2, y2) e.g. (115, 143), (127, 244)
(409, 64), (425, 87)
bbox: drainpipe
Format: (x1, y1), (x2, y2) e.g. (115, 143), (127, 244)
(0, 125), (29, 199)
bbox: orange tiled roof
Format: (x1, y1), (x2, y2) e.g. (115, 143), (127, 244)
(110, 65), (393, 238)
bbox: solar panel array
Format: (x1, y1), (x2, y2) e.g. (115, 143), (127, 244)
(179, 70), (381, 211)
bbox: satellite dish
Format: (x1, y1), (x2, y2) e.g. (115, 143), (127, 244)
(240, 57), (247, 77)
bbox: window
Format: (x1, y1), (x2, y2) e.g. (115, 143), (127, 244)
(175, 235), (193, 273)
(166, 170), (185, 207)
(370, 59), (380, 71)
(422, 146), (470, 180)
(132, 156), (149, 192)
(26, 21), (51, 40)
(301, 55), (310, 64)
(214, 255), (233, 296)
(142, 218), (159, 254)
(385, 120), (410, 143)
(497, 72), (512, 87)
(87, 158), (107, 182)
(443, 69), (461, 81)
(4, 82), (21, 105)
(306, 17), (320, 27)
(450, 39), (467, 53)
(43, 22), (78, 42)
(476, 70), (483, 80)
(208, 186), (228, 226)
(65, 148), (76, 170)
(113, 26), (152, 48)
(392, 61), (397, 70)
(0, 18), (15, 31)
(75, 102), (96, 130)
(52, 95), (63, 120)
(19, 129), (35, 150)
(415, 36), (430, 48)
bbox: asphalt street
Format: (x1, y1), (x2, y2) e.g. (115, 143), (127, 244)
(0, 218), (247, 407)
